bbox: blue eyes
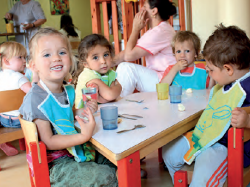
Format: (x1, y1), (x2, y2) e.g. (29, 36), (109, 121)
(92, 53), (110, 60)
(43, 51), (67, 57)
(176, 50), (190, 53)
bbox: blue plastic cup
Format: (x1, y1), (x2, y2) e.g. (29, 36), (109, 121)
(100, 106), (118, 130)
(169, 85), (182, 103)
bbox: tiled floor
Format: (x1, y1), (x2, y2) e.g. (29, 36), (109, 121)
(0, 140), (173, 187)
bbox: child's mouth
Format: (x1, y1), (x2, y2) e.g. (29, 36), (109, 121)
(51, 65), (63, 71)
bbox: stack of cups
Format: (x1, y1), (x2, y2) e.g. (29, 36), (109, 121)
(169, 85), (182, 103)
(100, 106), (118, 130)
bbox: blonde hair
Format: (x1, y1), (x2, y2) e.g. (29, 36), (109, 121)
(0, 41), (27, 67)
(29, 27), (74, 69)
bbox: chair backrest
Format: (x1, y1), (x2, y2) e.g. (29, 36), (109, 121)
(19, 115), (41, 163)
(0, 89), (26, 113)
(19, 115), (50, 187)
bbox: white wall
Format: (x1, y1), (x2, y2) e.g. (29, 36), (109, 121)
(192, 0), (250, 48)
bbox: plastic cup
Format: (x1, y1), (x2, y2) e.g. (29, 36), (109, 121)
(156, 83), (169, 100)
(100, 106), (118, 130)
(169, 85), (182, 103)
(20, 21), (28, 33)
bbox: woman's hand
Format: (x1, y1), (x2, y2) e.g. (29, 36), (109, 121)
(231, 107), (250, 128)
(22, 23), (33, 30)
(132, 9), (149, 32)
(5, 13), (13, 20)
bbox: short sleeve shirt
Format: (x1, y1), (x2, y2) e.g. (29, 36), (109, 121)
(136, 21), (177, 79)
(0, 69), (29, 116)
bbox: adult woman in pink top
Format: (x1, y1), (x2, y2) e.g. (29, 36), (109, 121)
(113, 0), (177, 97)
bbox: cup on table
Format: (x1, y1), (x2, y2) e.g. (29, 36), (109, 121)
(156, 83), (169, 100)
(100, 106), (118, 130)
(169, 85), (182, 103)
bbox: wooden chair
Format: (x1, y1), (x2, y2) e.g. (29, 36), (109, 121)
(174, 107), (250, 187)
(0, 89), (26, 171)
(19, 115), (50, 187)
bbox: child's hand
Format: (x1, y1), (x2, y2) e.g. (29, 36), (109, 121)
(231, 107), (250, 128)
(175, 60), (188, 71)
(86, 99), (98, 114)
(75, 107), (96, 138)
(87, 83), (99, 93)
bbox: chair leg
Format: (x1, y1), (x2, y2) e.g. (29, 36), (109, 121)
(19, 138), (26, 151)
(174, 170), (188, 187)
(228, 128), (244, 187)
(158, 147), (163, 163)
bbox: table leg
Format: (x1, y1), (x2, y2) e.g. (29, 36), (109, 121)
(6, 36), (8, 41)
(117, 151), (141, 187)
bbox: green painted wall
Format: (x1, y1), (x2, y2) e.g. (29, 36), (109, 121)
(0, 0), (92, 43)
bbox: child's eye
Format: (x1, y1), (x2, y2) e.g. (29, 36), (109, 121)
(43, 53), (50, 57)
(93, 56), (98, 60)
(185, 50), (190, 53)
(176, 50), (181, 54)
(104, 53), (110, 58)
(59, 51), (66, 55)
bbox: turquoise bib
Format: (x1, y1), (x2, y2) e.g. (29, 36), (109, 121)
(38, 81), (95, 162)
(172, 65), (207, 90)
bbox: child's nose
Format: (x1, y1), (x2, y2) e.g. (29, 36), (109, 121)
(53, 54), (62, 62)
(101, 57), (106, 64)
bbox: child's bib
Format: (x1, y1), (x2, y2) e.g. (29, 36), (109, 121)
(184, 82), (246, 164)
(38, 81), (95, 162)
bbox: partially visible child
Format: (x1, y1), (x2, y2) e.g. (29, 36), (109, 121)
(162, 24), (250, 186)
(75, 34), (122, 108)
(0, 41), (32, 156)
(19, 28), (117, 186)
(161, 31), (215, 89)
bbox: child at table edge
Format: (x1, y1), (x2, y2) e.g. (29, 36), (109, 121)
(161, 30), (215, 89)
(19, 28), (118, 186)
(162, 24), (250, 186)
(75, 34), (122, 108)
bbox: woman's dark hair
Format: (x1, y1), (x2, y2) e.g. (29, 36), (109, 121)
(78, 34), (114, 62)
(148, 0), (176, 21)
(60, 14), (78, 37)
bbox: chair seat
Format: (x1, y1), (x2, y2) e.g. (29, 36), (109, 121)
(0, 127), (24, 144)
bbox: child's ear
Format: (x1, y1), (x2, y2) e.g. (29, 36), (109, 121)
(223, 64), (234, 76)
(2, 57), (10, 66)
(30, 60), (38, 72)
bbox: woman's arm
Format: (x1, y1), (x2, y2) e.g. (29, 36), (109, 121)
(123, 10), (150, 62)
(22, 19), (47, 30)
(36, 108), (96, 150)
(88, 79), (121, 101)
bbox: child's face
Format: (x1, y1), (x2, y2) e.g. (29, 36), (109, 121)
(85, 45), (112, 75)
(174, 40), (197, 67)
(7, 55), (26, 73)
(32, 34), (71, 83)
(205, 60), (230, 86)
